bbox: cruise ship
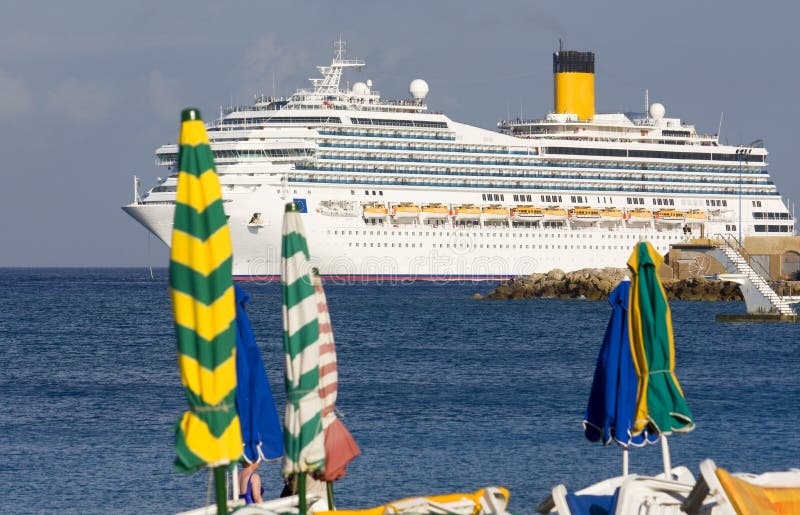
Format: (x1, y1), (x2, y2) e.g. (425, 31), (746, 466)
(122, 41), (794, 280)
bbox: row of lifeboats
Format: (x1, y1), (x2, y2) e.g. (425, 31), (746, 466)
(362, 202), (709, 224)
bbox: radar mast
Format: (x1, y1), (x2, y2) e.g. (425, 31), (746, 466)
(310, 38), (365, 94)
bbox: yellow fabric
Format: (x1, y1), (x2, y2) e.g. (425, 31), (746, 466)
(313, 487), (508, 515)
(178, 352), (238, 406)
(179, 119), (210, 147)
(554, 72), (595, 121)
(717, 467), (800, 515)
(767, 488), (800, 514)
(175, 170), (222, 213)
(717, 467), (778, 514)
(171, 286), (235, 342)
(170, 226), (232, 277)
(314, 508), (384, 515)
(178, 410), (242, 466)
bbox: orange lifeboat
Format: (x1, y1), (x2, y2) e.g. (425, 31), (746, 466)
(626, 208), (654, 225)
(568, 206), (601, 224)
(482, 204), (510, 220)
(599, 207), (624, 222)
(685, 209), (708, 221)
(392, 202), (420, 219)
(654, 208), (686, 225)
(363, 202), (387, 219)
(511, 205), (544, 221)
(454, 204), (482, 220)
(421, 203), (450, 219)
(542, 206), (568, 221)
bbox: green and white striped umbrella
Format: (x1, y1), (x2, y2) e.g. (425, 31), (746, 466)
(281, 202), (325, 478)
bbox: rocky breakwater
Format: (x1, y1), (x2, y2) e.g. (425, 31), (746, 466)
(485, 268), (745, 301)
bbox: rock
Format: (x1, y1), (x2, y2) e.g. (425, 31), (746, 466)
(473, 293), (484, 300)
(484, 267), (750, 302)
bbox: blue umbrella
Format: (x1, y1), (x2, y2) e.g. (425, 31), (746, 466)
(584, 279), (657, 474)
(234, 284), (283, 462)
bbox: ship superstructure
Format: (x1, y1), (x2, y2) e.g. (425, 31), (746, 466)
(123, 41), (794, 279)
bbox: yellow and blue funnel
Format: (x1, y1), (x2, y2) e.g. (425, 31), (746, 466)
(553, 50), (595, 121)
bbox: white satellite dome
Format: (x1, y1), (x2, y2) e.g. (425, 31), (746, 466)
(649, 102), (666, 119)
(352, 82), (369, 95)
(409, 79), (429, 99)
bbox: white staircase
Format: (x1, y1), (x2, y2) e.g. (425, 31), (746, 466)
(716, 243), (796, 316)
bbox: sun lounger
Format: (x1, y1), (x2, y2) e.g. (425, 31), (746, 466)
(683, 459), (800, 515)
(536, 466), (695, 514)
(315, 486), (510, 515)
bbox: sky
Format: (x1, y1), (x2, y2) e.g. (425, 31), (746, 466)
(1, 0), (799, 266)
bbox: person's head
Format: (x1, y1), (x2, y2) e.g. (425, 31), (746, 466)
(240, 458), (259, 470)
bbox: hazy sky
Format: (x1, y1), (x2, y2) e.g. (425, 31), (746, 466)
(2, 0), (799, 266)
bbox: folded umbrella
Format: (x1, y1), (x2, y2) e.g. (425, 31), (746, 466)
(234, 284), (283, 463)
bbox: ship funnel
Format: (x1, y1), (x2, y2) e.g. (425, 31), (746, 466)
(553, 50), (595, 121)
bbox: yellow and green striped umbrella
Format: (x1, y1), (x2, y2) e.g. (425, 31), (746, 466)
(281, 202), (325, 511)
(169, 108), (242, 479)
(627, 241), (694, 437)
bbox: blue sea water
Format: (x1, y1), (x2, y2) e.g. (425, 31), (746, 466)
(1, 268), (798, 514)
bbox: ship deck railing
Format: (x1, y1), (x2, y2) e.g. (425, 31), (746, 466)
(289, 172), (778, 196)
(314, 145), (765, 175)
(318, 130), (456, 141)
(313, 156), (770, 181)
(316, 142), (771, 169)
(317, 141), (536, 156)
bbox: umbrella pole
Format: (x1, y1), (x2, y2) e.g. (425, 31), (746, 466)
(327, 481), (336, 510)
(622, 447), (629, 477)
(661, 436), (672, 479)
(298, 472), (307, 515)
(231, 464), (239, 500)
(213, 466), (227, 515)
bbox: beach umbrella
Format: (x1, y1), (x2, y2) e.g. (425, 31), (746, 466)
(583, 279), (658, 475)
(627, 241), (694, 476)
(312, 269), (361, 507)
(233, 284), (283, 463)
(169, 108), (241, 514)
(281, 202), (326, 515)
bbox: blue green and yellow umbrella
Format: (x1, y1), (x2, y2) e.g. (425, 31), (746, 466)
(169, 108), (241, 512)
(627, 241), (694, 438)
(281, 202), (325, 512)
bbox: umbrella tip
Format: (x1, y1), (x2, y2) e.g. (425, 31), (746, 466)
(285, 202), (300, 212)
(181, 108), (203, 122)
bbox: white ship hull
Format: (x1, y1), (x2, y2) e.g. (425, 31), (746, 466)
(124, 182), (689, 280)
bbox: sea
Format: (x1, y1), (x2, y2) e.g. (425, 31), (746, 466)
(1, 268), (798, 514)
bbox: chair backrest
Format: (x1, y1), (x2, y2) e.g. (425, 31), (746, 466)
(716, 467), (800, 515)
(683, 459), (800, 515)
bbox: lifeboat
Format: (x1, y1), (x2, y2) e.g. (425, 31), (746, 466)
(454, 204), (482, 220)
(685, 209), (708, 221)
(542, 206), (568, 221)
(392, 202), (420, 219)
(482, 204), (510, 220)
(363, 203), (388, 219)
(654, 208), (686, 225)
(421, 203), (450, 219)
(511, 205), (544, 221)
(626, 208), (654, 225)
(599, 207), (624, 222)
(569, 206), (601, 224)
